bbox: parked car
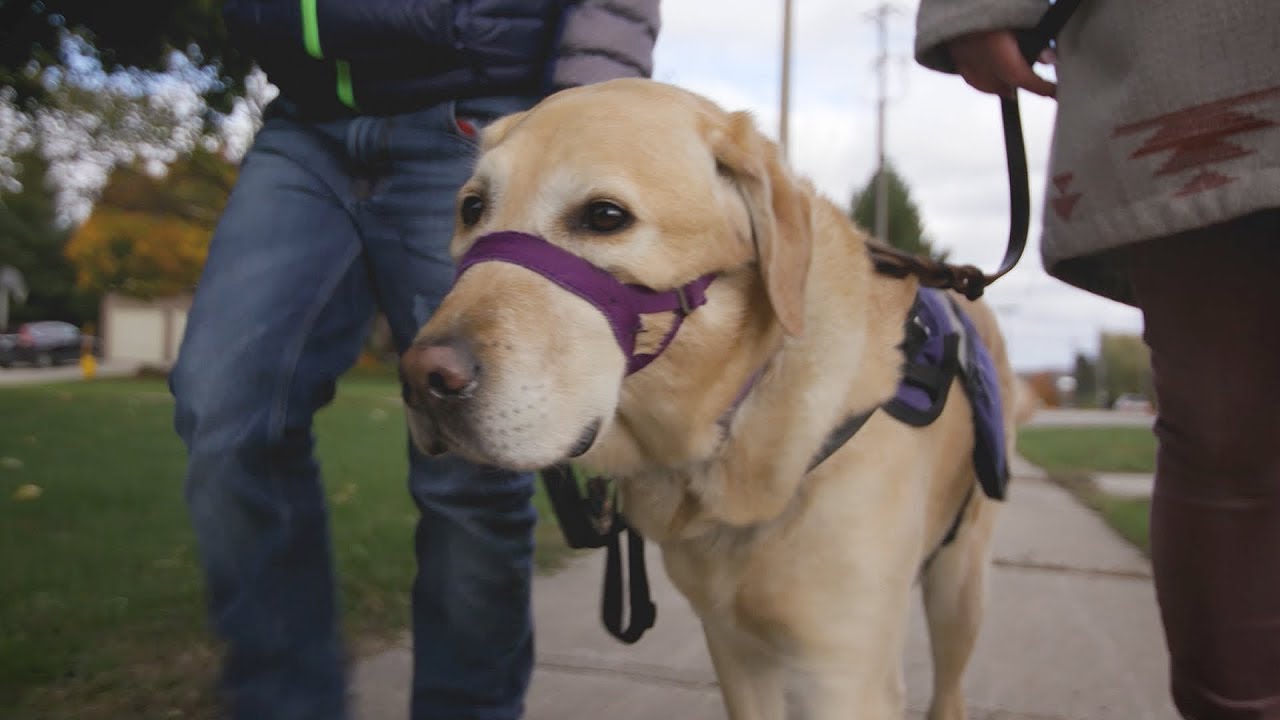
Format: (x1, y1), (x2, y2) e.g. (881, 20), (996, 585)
(0, 334), (15, 367)
(1110, 392), (1154, 414)
(0, 321), (86, 368)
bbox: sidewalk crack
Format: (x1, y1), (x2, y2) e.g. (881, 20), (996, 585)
(994, 557), (1152, 580)
(536, 653), (720, 692)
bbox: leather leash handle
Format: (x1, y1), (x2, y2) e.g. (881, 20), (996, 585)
(601, 525), (657, 644)
(869, 0), (1085, 299)
(541, 464), (658, 643)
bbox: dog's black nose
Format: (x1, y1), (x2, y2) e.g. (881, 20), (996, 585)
(403, 338), (479, 399)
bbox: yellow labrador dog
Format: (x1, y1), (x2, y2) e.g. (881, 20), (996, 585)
(401, 78), (1021, 720)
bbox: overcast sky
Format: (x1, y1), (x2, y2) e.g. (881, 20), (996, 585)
(649, 0), (1143, 371)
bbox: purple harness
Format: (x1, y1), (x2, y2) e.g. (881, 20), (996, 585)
(455, 231), (717, 375)
(806, 288), (1008, 502)
(884, 288), (1009, 501)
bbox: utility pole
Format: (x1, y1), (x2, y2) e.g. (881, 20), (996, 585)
(779, 0), (794, 160)
(869, 2), (894, 244)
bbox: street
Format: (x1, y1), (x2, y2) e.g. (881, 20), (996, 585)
(1028, 406), (1155, 428)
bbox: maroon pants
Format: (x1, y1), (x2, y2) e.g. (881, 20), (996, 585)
(1127, 210), (1280, 719)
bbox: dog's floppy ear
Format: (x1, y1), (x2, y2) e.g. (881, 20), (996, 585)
(711, 111), (814, 336)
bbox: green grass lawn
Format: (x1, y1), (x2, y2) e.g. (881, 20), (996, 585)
(0, 374), (573, 720)
(1017, 425), (1157, 555)
(1092, 495), (1152, 555)
(1016, 426), (1157, 475)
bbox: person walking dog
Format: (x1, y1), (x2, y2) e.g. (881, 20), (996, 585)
(169, 2), (662, 718)
(914, 2), (1280, 717)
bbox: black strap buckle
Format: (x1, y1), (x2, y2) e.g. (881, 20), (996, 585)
(542, 464), (616, 549)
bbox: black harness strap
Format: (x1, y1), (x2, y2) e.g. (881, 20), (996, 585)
(806, 409), (875, 473)
(806, 296), (938, 473)
(920, 484), (977, 574)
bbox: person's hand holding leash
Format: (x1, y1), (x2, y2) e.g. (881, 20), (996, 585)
(948, 29), (1057, 99)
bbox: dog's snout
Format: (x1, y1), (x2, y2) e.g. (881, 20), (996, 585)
(404, 339), (480, 399)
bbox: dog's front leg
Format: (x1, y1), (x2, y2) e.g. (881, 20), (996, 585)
(790, 651), (906, 720)
(702, 621), (787, 720)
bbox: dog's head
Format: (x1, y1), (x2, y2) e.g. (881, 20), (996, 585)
(402, 78), (814, 472)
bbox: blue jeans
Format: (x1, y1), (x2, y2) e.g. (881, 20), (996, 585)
(170, 95), (540, 720)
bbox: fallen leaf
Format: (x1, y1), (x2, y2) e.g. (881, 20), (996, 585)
(332, 482), (359, 505)
(13, 483), (42, 501)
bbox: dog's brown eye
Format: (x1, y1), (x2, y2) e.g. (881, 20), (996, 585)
(459, 195), (485, 226)
(583, 200), (631, 233)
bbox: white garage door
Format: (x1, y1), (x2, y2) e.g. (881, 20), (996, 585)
(110, 307), (165, 363)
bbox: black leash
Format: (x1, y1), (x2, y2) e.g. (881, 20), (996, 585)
(869, 0), (1085, 299)
(542, 0), (1085, 646)
(996, 0), (1087, 283)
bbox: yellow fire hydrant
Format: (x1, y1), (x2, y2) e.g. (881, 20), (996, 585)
(80, 335), (96, 380)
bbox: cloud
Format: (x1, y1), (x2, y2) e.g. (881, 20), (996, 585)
(653, 0), (1142, 370)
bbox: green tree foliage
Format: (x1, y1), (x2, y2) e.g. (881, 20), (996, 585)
(0, 0), (250, 114)
(850, 162), (948, 261)
(0, 152), (93, 327)
(1097, 333), (1153, 406)
(1071, 352), (1099, 407)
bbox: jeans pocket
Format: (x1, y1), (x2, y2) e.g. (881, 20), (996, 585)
(449, 107), (483, 146)
(443, 102), (478, 148)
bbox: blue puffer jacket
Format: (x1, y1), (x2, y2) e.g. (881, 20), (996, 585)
(223, 0), (661, 117)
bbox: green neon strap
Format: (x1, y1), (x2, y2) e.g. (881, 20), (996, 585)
(336, 61), (357, 110)
(301, 0), (322, 59)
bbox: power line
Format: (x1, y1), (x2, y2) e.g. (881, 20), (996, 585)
(779, 0), (794, 160)
(867, 2), (900, 243)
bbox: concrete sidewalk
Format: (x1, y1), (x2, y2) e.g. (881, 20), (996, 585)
(0, 359), (142, 386)
(353, 457), (1177, 720)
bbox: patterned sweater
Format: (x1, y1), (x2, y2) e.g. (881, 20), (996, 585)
(915, 0), (1280, 304)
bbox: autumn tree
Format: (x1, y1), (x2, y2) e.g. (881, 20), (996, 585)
(0, 0), (266, 316)
(1021, 370), (1064, 408)
(64, 149), (236, 299)
(0, 70), (257, 319)
(850, 162), (949, 261)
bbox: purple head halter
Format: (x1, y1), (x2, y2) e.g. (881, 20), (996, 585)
(454, 231), (717, 374)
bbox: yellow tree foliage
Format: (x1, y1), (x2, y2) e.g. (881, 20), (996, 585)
(65, 149), (237, 299)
